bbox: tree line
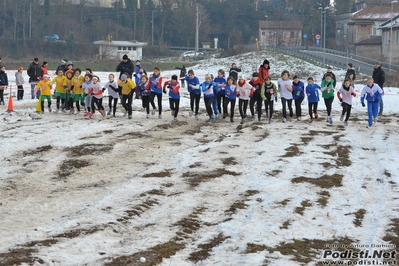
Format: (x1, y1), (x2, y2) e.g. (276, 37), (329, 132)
(0, 0), (355, 60)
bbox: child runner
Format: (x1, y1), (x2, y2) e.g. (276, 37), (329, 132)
(139, 75), (151, 118)
(134, 68), (144, 99)
(51, 69), (68, 113)
(15, 67), (25, 100)
(237, 75), (253, 124)
(35, 74), (52, 113)
(338, 78), (356, 126)
(90, 76), (105, 117)
(224, 76), (237, 122)
(185, 69), (201, 120)
(305, 77), (321, 123)
(119, 73), (136, 119)
(201, 74), (217, 122)
(210, 74), (220, 118)
(261, 76), (278, 124)
(278, 70), (293, 122)
(71, 68), (84, 114)
(320, 73), (335, 124)
(82, 74), (94, 117)
(292, 75), (305, 121)
(105, 73), (118, 118)
(249, 72), (263, 121)
(163, 74), (181, 121)
(65, 69), (74, 113)
(149, 66), (163, 119)
(214, 69), (227, 117)
(360, 77), (382, 128)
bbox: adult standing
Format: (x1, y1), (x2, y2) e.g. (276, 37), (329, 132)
(27, 58), (42, 99)
(41, 61), (48, 80)
(175, 65), (186, 88)
(135, 60), (147, 75)
(258, 59), (270, 81)
(345, 63), (356, 80)
(229, 63), (241, 82)
(56, 59), (67, 74)
(116, 54), (134, 79)
(0, 66), (8, 105)
(372, 62), (385, 115)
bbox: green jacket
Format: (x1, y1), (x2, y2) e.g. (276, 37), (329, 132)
(261, 82), (278, 101)
(320, 79), (335, 99)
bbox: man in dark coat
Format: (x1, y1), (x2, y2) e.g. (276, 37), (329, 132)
(116, 54), (134, 79)
(27, 58), (43, 99)
(228, 63), (241, 82)
(175, 65), (186, 87)
(372, 62), (386, 115)
(345, 63), (356, 80)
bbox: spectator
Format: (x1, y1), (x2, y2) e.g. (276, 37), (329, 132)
(27, 57), (42, 99)
(15, 67), (25, 100)
(345, 63), (356, 81)
(41, 61), (48, 80)
(116, 54), (134, 79)
(372, 62), (385, 115)
(229, 63), (241, 82)
(175, 65), (187, 88)
(56, 59), (67, 74)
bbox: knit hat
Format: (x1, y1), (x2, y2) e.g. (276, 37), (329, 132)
(65, 69), (73, 76)
(43, 74), (50, 79)
(62, 59), (67, 63)
(239, 75), (245, 80)
(252, 72), (259, 77)
(122, 54), (129, 60)
(66, 61), (73, 67)
(121, 74), (127, 81)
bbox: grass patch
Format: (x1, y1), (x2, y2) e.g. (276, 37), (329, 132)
(317, 190), (330, 207)
(23, 145), (53, 156)
(142, 169), (172, 178)
(183, 169), (241, 187)
(268, 169), (282, 176)
(57, 159), (90, 179)
(321, 162), (333, 169)
(225, 190), (259, 215)
(382, 219), (399, 248)
(300, 136), (313, 144)
(280, 220), (291, 229)
(64, 144), (114, 157)
(221, 157), (238, 166)
(255, 131), (270, 142)
(117, 199), (159, 223)
(276, 199), (290, 206)
(294, 200), (312, 215)
(188, 233), (230, 263)
(140, 189), (165, 196)
(292, 174), (343, 188)
(345, 209), (366, 227)
(384, 170), (392, 177)
(282, 144), (302, 157)
(104, 240), (185, 266)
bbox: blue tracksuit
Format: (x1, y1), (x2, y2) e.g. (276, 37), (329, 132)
(292, 81), (305, 100)
(361, 83), (383, 126)
(214, 77), (226, 96)
(185, 75), (200, 94)
(225, 84), (237, 100)
(306, 83), (321, 103)
(150, 75), (162, 94)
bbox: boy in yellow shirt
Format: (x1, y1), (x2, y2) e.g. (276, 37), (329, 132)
(118, 74), (136, 119)
(51, 69), (68, 113)
(35, 74), (52, 113)
(71, 68), (84, 114)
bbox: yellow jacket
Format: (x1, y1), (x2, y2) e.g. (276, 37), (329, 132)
(72, 75), (84, 94)
(51, 75), (67, 93)
(36, 80), (52, 96)
(118, 79), (136, 95)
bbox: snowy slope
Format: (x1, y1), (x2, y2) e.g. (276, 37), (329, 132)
(0, 51), (398, 266)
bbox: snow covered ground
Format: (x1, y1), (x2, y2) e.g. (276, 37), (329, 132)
(1, 51), (399, 266)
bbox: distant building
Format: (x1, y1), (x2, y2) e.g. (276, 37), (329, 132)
(93, 40), (147, 60)
(258, 20), (303, 48)
(379, 14), (399, 62)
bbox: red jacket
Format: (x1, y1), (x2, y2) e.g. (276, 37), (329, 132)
(258, 66), (269, 82)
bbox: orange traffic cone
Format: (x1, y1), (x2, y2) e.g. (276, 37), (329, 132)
(7, 94), (14, 112)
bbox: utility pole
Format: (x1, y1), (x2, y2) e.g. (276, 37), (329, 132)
(195, 4), (199, 60)
(29, 1), (32, 38)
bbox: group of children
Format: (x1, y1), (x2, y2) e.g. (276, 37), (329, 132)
(28, 59), (384, 127)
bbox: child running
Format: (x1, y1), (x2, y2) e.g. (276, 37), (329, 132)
(51, 69), (68, 113)
(214, 69), (226, 118)
(90, 76), (105, 117)
(261, 76), (278, 124)
(210, 74), (220, 118)
(224, 76), (237, 122)
(249, 72), (263, 122)
(139, 75), (151, 118)
(292, 75), (305, 121)
(337, 78), (356, 126)
(237, 75), (253, 124)
(305, 77), (321, 123)
(201, 74), (217, 122)
(71, 68), (84, 114)
(119, 73), (136, 119)
(105, 74), (118, 118)
(278, 70), (293, 122)
(360, 77), (382, 128)
(163, 74), (181, 121)
(320, 73), (335, 124)
(82, 74), (94, 117)
(35, 74), (52, 113)
(149, 67), (163, 119)
(185, 69), (201, 120)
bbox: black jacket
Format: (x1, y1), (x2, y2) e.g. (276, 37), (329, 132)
(345, 68), (356, 81)
(27, 62), (42, 82)
(0, 70), (8, 86)
(372, 66), (385, 89)
(175, 66), (187, 77)
(116, 59), (134, 79)
(229, 67), (242, 82)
